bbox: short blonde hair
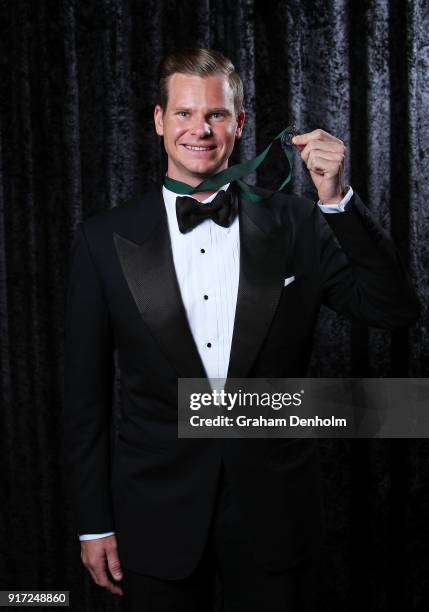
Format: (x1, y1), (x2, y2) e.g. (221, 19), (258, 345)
(158, 48), (244, 116)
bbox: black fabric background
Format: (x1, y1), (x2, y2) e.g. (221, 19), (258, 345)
(0, 1), (428, 610)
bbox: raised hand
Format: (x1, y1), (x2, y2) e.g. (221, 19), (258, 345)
(292, 129), (347, 204)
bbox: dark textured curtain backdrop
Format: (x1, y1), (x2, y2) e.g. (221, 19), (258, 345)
(1, 1), (428, 610)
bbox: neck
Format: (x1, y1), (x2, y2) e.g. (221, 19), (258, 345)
(166, 173), (223, 201)
(166, 160), (230, 201)
(187, 189), (218, 201)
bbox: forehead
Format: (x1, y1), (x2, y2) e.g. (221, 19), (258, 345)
(166, 73), (235, 109)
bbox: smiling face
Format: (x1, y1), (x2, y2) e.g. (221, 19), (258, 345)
(154, 72), (245, 190)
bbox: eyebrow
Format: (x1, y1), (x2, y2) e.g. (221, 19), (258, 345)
(172, 107), (232, 115)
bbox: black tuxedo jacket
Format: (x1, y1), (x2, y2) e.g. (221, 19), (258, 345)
(63, 181), (419, 578)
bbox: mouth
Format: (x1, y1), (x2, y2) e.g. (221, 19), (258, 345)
(181, 144), (217, 153)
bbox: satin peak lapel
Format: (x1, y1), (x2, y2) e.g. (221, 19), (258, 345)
(113, 200), (207, 380)
(227, 199), (291, 379)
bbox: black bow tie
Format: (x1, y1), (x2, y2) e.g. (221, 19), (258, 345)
(176, 189), (237, 234)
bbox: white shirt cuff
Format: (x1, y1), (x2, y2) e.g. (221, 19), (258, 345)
(79, 531), (115, 541)
(317, 186), (354, 213)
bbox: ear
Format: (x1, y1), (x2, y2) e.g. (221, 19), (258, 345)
(154, 105), (164, 136)
(235, 110), (245, 140)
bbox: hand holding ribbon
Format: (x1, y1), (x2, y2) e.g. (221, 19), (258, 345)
(292, 128), (347, 204)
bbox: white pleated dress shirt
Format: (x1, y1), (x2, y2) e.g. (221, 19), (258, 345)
(79, 183), (353, 541)
(163, 183), (240, 382)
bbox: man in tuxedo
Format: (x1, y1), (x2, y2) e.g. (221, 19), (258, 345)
(64, 48), (419, 611)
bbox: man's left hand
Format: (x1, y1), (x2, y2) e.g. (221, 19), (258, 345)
(292, 129), (346, 204)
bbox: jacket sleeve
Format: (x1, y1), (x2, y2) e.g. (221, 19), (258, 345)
(318, 192), (420, 329)
(63, 222), (115, 535)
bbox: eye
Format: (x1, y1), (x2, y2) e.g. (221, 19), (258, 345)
(211, 112), (224, 119)
(177, 111), (189, 117)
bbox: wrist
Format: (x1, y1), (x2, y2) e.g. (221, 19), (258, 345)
(319, 184), (349, 205)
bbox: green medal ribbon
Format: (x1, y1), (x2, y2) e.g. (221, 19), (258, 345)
(164, 125), (298, 203)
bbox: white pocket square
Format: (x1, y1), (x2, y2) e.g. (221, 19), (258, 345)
(284, 275), (295, 287)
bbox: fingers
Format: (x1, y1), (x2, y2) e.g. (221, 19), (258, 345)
(86, 557), (123, 596)
(292, 128), (342, 146)
(292, 129), (345, 179)
(106, 546), (124, 591)
(293, 130), (345, 162)
(302, 148), (344, 167)
(306, 153), (344, 179)
(299, 140), (345, 163)
(80, 536), (124, 597)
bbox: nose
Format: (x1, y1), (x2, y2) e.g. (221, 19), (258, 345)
(190, 117), (212, 138)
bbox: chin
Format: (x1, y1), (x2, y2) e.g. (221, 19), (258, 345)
(189, 161), (224, 177)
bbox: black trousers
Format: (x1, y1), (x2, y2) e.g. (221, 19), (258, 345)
(122, 460), (318, 611)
